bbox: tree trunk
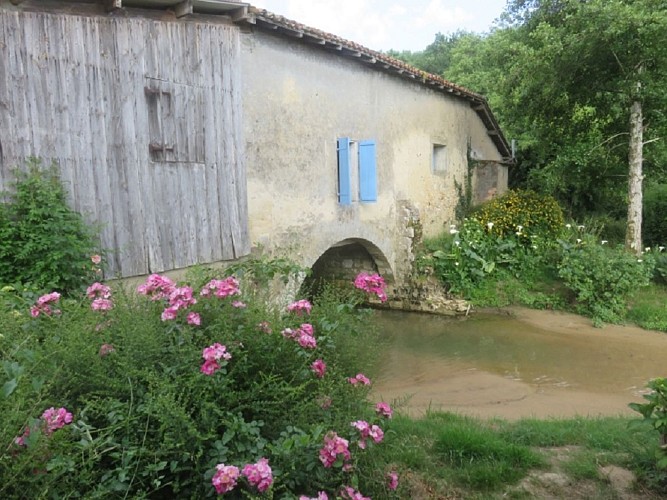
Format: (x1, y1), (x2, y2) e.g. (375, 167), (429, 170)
(625, 98), (643, 255)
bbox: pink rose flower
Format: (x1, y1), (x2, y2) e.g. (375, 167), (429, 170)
(311, 359), (327, 378)
(387, 471), (399, 490)
(375, 402), (393, 419)
(287, 299), (312, 315)
(211, 464), (240, 494)
(347, 373), (371, 386)
(242, 457), (273, 492)
(187, 312), (201, 326)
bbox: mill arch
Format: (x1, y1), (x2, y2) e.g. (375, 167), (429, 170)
(300, 238), (393, 297)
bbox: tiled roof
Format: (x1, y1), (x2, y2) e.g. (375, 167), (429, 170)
(244, 7), (512, 161)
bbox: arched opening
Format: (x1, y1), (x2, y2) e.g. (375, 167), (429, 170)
(300, 238), (393, 297)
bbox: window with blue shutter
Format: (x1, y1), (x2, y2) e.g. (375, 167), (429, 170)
(337, 137), (352, 205)
(358, 140), (377, 202)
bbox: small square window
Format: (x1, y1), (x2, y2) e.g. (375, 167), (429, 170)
(432, 144), (448, 174)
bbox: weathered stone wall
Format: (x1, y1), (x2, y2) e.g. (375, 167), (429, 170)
(240, 31), (506, 285)
(473, 161), (509, 205)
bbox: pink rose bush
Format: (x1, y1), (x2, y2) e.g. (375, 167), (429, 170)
(30, 291), (61, 318)
(375, 402), (393, 419)
(282, 323), (318, 349)
(88, 281), (114, 313)
(299, 492), (328, 500)
(15, 407), (73, 447)
(242, 458), (273, 493)
(211, 464), (240, 494)
(311, 359), (327, 378)
(200, 277), (240, 298)
(387, 471), (399, 491)
(201, 342), (232, 376)
(353, 272), (387, 302)
(351, 420), (384, 449)
(137, 274), (248, 326)
(340, 486), (371, 500)
(347, 373), (371, 386)
(211, 458), (273, 495)
(7, 270), (395, 497)
(137, 274), (175, 301)
(319, 432), (351, 468)
(287, 299), (312, 316)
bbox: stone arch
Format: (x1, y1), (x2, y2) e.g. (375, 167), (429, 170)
(300, 238), (393, 296)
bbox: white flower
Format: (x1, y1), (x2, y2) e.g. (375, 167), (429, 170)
(601, 240), (608, 245)
(516, 232), (522, 236)
(516, 225), (523, 231)
(645, 247), (651, 252)
(577, 225), (585, 230)
(487, 222), (494, 230)
(455, 262), (459, 266)
(450, 228), (459, 235)
(565, 224), (572, 229)
(576, 239), (582, 244)
(532, 245), (538, 249)
(454, 241), (460, 247)
(638, 259), (643, 263)
(660, 246), (665, 252)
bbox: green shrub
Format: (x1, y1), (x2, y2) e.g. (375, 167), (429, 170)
(557, 237), (654, 323)
(629, 378), (667, 478)
(472, 189), (565, 241)
(422, 218), (550, 296)
(0, 266), (396, 498)
(0, 160), (102, 294)
(652, 253), (667, 285)
(644, 183), (667, 247)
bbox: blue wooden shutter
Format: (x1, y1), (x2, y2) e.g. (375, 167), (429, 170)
(358, 140), (377, 202)
(337, 137), (352, 205)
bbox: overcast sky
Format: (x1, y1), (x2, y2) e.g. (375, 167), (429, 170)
(252, 0), (509, 52)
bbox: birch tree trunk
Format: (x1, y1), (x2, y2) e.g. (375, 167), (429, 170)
(625, 98), (643, 255)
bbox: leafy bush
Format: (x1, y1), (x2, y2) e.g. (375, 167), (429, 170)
(472, 189), (564, 241)
(643, 183), (667, 248)
(0, 160), (102, 294)
(653, 253), (667, 285)
(421, 218), (549, 296)
(0, 266), (398, 498)
(557, 235), (654, 323)
(629, 378), (667, 472)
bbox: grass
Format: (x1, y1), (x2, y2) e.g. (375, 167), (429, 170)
(374, 412), (666, 498)
(627, 284), (667, 331)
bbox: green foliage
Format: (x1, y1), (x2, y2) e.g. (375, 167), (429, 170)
(643, 183), (667, 247)
(652, 254), (667, 285)
(0, 160), (102, 294)
(556, 233), (654, 323)
(421, 217), (552, 296)
(0, 267), (393, 498)
(402, 0), (667, 223)
(629, 378), (667, 472)
(473, 189), (565, 241)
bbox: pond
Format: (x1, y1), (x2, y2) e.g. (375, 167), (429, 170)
(371, 307), (667, 420)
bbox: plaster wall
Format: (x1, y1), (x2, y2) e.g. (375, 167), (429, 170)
(240, 31), (504, 280)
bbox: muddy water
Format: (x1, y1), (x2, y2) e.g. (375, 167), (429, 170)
(372, 307), (667, 420)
